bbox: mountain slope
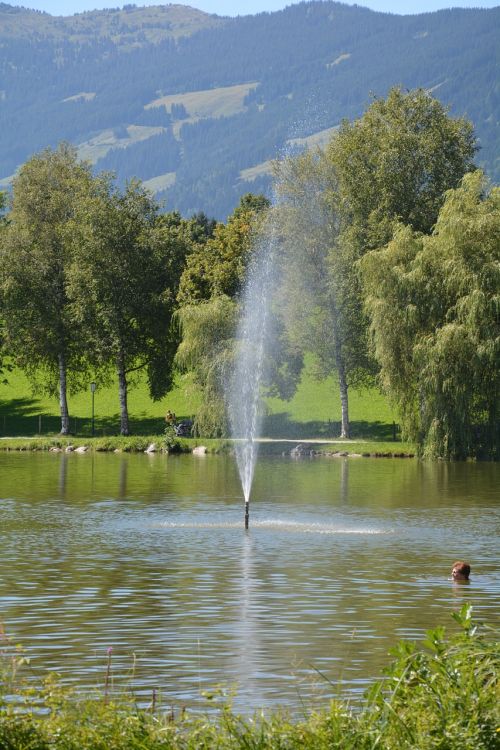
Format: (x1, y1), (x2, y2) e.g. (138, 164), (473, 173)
(0, 1), (498, 218)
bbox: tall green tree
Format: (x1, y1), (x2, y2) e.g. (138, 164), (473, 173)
(0, 191), (10, 383)
(178, 193), (270, 305)
(0, 144), (94, 434)
(175, 296), (237, 437)
(278, 88), (478, 437)
(328, 86), (477, 246)
(68, 180), (189, 435)
(275, 152), (372, 437)
(361, 171), (499, 459)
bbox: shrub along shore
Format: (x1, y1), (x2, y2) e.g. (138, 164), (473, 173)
(0, 606), (498, 750)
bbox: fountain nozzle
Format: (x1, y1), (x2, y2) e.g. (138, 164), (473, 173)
(244, 500), (249, 529)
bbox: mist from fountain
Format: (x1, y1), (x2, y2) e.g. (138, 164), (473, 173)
(227, 149), (330, 527)
(227, 213), (280, 523)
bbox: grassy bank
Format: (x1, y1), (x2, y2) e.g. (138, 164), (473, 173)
(0, 606), (498, 749)
(0, 435), (416, 456)
(0, 435), (230, 454)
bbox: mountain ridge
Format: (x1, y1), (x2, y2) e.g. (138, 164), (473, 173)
(0, 2), (224, 45)
(1, 1), (498, 218)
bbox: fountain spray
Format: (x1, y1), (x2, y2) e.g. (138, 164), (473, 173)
(228, 219), (279, 529)
(227, 141), (343, 528)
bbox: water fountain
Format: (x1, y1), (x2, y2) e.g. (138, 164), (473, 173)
(227, 217), (280, 529)
(227, 151), (333, 528)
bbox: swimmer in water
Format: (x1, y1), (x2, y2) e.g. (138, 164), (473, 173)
(451, 560), (471, 582)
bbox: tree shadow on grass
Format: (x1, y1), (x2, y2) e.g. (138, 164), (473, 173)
(0, 398), (51, 436)
(0, 401), (397, 441)
(81, 414), (171, 437)
(262, 412), (400, 441)
(0, 400), (192, 437)
(0, 398), (43, 417)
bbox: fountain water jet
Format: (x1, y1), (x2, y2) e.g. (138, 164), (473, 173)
(228, 220), (280, 529)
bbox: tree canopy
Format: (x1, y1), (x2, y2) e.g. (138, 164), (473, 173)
(361, 171), (499, 459)
(326, 87), (477, 246)
(0, 143), (95, 434)
(178, 193), (270, 306)
(175, 296), (237, 437)
(272, 88), (477, 438)
(68, 179), (189, 435)
(273, 151), (368, 437)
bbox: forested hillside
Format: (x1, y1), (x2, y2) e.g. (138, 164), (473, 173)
(0, 1), (498, 218)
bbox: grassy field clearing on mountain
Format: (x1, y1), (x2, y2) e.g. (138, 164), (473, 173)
(239, 160), (274, 182)
(239, 125), (341, 181)
(143, 172), (177, 192)
(146, 82), (259, 121)
(77, 125), (165, 164)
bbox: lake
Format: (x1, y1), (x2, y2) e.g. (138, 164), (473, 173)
(0, 451), (498, 713)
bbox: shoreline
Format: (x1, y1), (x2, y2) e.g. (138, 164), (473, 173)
(0, 435), (416, 457)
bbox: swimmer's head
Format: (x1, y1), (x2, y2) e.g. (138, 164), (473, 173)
(451, 561), (470, 581)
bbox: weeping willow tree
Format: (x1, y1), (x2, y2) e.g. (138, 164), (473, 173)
(175, 196), (266, 437)
(361, 171), (499, 459)
(175, 193), (302, 438)
(175, 297), (237, 437)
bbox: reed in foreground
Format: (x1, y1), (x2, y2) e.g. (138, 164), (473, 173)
(0, 605), (498, 749)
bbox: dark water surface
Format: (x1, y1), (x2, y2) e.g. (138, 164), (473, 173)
(0, 452), (498, 712)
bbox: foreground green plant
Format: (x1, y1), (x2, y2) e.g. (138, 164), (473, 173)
(362, 604), (499, 749)
(1, 605), (498, 749)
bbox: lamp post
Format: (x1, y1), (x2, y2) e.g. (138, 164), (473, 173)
(90, 382), (96, 436)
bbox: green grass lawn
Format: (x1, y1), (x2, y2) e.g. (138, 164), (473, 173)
(0, 358), (400, 442)
(264, 357), (398, 440)
(0, 368), (198, 437)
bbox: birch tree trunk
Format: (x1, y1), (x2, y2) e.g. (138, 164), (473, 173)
(331, 295), (350, 439)
(58, 351), (70, 435)
(337, 358), (350, 439)
(117, 351), (130, 436)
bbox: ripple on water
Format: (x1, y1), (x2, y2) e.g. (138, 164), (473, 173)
(0, 453), (498, 713)
(156, 518), (393, 534)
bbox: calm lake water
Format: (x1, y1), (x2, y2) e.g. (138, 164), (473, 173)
(0, 451), (499, 712)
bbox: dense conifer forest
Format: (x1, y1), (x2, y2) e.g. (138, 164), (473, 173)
(0, 1), (498, 218)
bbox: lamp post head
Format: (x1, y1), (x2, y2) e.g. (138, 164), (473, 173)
(90, 382), (96, 393)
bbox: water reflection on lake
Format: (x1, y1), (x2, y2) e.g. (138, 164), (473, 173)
(0, 452), (498, 712)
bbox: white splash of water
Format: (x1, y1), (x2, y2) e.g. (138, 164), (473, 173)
(157, 520), (392, 535)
